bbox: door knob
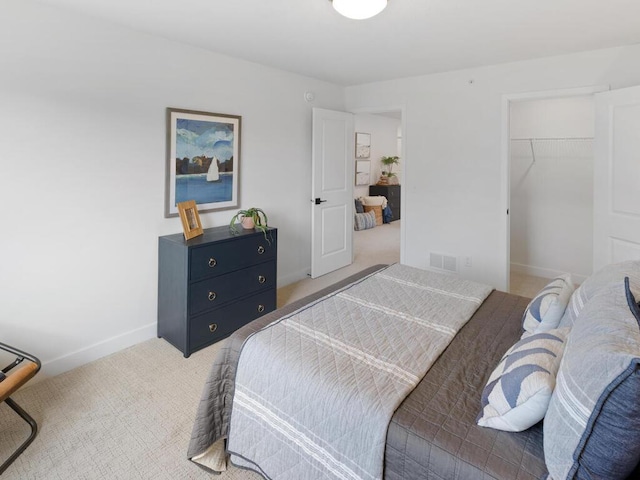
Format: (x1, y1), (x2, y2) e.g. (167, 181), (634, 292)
(314, 198), (327, 205)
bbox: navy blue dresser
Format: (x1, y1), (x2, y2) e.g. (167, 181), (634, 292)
(158, 225), (277, 357)
(369, 185), (401, 222)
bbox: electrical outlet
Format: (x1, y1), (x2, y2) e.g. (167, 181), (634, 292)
(465, 256), (472, 268)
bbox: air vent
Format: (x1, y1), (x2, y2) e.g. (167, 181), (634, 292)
(430, 252), (458, 273)
(429, 253), (443, 269)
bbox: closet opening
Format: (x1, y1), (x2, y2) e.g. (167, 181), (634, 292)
(508, 95), (595, 296)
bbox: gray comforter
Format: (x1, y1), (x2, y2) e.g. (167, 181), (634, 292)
(226, 264), (492, 480)
(188, 266), (388, 470)
(188, 265), (549, 479)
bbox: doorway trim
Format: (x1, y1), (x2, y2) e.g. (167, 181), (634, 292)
(349, 105), (407, 264)
(499, 85), (609, 292)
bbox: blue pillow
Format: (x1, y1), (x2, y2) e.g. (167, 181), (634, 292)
(544, 276), (640, 479)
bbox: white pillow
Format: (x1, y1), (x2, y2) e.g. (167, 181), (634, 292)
(476, 328), (569, 432)
(522, 274), (574, 333)
(359, 195), (386, 206)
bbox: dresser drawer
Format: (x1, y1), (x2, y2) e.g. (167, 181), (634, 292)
(189, 261), (276, 316)
(190, 233), (276, 282)
(159, 225), (278, 357)
(189, 289), (276, 351)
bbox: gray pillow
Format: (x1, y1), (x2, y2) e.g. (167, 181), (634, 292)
(354, 198), (364, 214)
(543, 277), (640, 479)
(560, 260), (640, 328)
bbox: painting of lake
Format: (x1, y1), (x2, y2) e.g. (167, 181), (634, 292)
(166, 109), (241, 217)
(176, 173), (233, 204)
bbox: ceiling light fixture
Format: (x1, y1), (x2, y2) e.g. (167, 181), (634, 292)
(331, 0), (388, 20)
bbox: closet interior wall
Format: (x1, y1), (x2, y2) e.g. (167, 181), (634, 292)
(509, 96), (595, 283)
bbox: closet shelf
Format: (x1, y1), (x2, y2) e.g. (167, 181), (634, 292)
(510, 137), (594, 164)
(511, 137), (593, 141)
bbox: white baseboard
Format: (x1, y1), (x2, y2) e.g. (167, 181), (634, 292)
(37, 267), (313, 381)
(39, 322), (156, 380)
(278, 268), (310, 287)
(510, 262), (588, 284)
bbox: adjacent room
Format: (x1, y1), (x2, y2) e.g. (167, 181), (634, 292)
(2, 1), (640, 479)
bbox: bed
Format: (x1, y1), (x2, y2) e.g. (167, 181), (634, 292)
(187, 262), (640, 480)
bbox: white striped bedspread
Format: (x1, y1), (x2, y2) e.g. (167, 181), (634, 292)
(227, 263), (493, 480)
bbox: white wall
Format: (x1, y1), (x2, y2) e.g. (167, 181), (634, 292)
(353, 114), (401, 198)
(0, 0), (344, 377)
(510, 97), (594, 282)
(346, 45), (640, 290)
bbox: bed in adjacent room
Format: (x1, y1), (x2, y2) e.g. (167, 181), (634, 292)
(187, 261), (640, 480)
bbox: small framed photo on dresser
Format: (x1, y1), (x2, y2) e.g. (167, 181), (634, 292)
(177, 200), (203, 240)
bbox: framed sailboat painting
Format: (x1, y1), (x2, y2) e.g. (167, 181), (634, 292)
(165, 108), (241, 217)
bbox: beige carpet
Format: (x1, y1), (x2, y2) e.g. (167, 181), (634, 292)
(0, 223), (401, 479)
(509, 271), (551, 298)
(2, 222), (546, 479)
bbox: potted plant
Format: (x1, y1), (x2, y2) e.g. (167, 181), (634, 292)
(229, 207), (272, 243)
(379, 155), (400, 185)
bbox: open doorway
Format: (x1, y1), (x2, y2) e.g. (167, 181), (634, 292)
(353, 110), (403, 269)
(508, 95), (595, 296)
(281, 108), (403, 306)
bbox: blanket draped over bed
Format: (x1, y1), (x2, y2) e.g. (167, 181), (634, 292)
(225, 264), (493, 480)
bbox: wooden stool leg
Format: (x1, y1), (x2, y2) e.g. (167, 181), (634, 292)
(0, 398), (38, 475)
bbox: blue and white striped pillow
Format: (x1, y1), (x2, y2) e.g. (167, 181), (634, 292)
(522, 274), (574, 334)
(354, 211), (376, 231)
(477, 327), (569, 432)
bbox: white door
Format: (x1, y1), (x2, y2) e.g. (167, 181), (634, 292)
(311, 108), (354, 278)
(593, 85), (640, 270)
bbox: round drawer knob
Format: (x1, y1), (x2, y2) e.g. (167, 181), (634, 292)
(257, 246), (265, 254)
(258, 275), (266, 284)
(208, 258), (217, 268)
(257, 304), (265, 313)
(208, 291), (217, 301)
(209, 323), (218, 333)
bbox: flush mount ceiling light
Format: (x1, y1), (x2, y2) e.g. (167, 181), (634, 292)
(331, 0), (388, 20)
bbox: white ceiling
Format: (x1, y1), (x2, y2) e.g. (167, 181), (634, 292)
(37, 0), (640, 86)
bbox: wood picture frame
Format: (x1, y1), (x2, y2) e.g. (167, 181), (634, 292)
(165, 108), (241, 218)
(177, 200), (204, 240)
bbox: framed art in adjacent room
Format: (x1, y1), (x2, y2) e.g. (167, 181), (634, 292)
(355, 132), (371, 159)
(165, 108), (241, 217)
(177, 200), (204, 240)
(355, 160), (370, 185)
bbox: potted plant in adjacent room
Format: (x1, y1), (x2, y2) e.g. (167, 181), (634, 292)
(229, 207), (272, 243)
(378, 155), (400, 185)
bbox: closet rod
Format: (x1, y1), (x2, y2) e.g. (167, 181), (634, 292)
(511, 136), (594, 141)
(528, 139), (536, 164)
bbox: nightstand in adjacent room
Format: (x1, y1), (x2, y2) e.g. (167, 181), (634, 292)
(158, 225), (277, 357)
